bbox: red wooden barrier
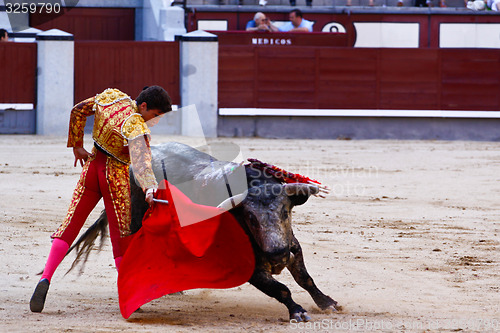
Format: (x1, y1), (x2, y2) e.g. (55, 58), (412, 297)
(31, 8), (135, 41)
(219, 45), (500, 111)
(0, 43), (37, 104)
(214, 31), (348, 47)
(74, 41), (180, 105)
(440, 49), (500, 111)
(377, 48), (440, 111)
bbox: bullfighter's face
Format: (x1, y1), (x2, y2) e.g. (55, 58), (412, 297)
(289, 12), (302, 28)
(138, 102), (163, 125)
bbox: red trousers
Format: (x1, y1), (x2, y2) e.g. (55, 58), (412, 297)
(52, 149), (132, 258)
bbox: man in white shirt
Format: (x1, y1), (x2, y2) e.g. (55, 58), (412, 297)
(278, 9), (314, 33)
(488, 0), (500, 10)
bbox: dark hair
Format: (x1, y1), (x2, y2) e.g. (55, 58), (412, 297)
(0, 29), (8, 39)
(290, 9), (303, 18)
(135, 85), (172, 114)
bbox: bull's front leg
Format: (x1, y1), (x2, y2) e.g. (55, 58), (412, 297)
(288, 236), (339, 312)
(248, 269), (311, 322)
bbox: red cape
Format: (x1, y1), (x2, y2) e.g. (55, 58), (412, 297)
(118, 181), (255, 319)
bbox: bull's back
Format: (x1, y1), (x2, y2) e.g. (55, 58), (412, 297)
(148, 142), (247, 207)
(150, 142), (215, 185)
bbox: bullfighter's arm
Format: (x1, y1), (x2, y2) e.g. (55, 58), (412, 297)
(129, 136), (158, 193)
(67, 97), (95, 148)
(123, 114), (158, 195)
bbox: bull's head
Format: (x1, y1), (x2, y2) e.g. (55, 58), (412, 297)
(219, 183), (319, 274)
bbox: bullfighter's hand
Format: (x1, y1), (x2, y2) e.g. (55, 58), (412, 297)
(145, 187), (157, 206)
(73, 147), (94, 167)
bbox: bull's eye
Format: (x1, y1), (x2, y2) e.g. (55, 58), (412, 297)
(281, 206), (289, 220)
(248, 211), (259, 228)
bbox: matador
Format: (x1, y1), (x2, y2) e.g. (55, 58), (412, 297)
(30, 86), (172, 313)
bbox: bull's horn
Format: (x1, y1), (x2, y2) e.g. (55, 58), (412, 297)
(217, 191), (247, 211)
(284, 183), (320, 196)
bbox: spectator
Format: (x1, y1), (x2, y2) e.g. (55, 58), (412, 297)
(290, 0), (312, 6)
(467, 0), (487, 10)
(278, 9), (313, 33)
(0, 29), (8, 42)
(415, 0), (431, 6)
(246, 12), (278, 32)
(487, 0), (500, 10)
(347, 0), (374, 5)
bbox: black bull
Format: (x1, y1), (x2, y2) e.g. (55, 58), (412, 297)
(70, 142), (339, 321)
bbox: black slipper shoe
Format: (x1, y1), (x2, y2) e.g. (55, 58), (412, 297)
(30, 279), (50, 313)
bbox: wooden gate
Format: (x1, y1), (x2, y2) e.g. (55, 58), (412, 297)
(30, 8), (135, 41)
(0, 42), (37, 134)
(74, 41), (180, 104)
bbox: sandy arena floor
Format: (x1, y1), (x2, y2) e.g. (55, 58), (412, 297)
(0, 135), (499, 332)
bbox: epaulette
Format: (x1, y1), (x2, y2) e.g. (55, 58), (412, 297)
(121, 113), (150, 141)
(94, 88), (131, 107)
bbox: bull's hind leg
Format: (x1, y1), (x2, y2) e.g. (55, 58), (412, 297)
(249, 270), (311, 322)
(288, 236), (339, 312)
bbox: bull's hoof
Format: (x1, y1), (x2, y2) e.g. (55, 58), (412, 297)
(290, 311), (311, 322)
(317, 296), (339, 312)
(323, 304), (341, 314)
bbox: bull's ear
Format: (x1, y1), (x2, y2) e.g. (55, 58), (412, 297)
(284, 183), (319, 206)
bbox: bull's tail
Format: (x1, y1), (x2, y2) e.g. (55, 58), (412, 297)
(65, 210), (109, 276)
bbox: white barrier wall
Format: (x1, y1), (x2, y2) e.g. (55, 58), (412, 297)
(142, 0), (186, 41)
(36, 29), (74, 136)
(440, 23), (500, 48)
(178, 30), (219, 138)
(353, 22), (420, 48)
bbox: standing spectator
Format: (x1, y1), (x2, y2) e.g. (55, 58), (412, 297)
(290, 0), (312, 6)
(0, 29), (9, 42)
(278, 9), (314, 33)
(246, 12), (279, 32)
(347, 0), (374, 5)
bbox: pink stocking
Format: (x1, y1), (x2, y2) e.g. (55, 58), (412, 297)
(40, 238), (70, 282)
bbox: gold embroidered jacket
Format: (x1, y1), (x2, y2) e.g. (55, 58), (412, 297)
(67, 88), (157, 191)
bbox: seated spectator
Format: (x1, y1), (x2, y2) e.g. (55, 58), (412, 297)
(246, 12), (278, 32)
(467, 0), (487, 10)
(290, 0), (312, 5)
(487, 0), (500, 10)
(0, 29), (8, 42)
(347, 0), (374, 5)
(278, 9), (313, 33)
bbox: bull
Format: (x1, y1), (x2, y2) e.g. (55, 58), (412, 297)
(70, 142), (339, 322)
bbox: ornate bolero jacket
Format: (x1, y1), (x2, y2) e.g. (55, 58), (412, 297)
(67, 88), (157, 191)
